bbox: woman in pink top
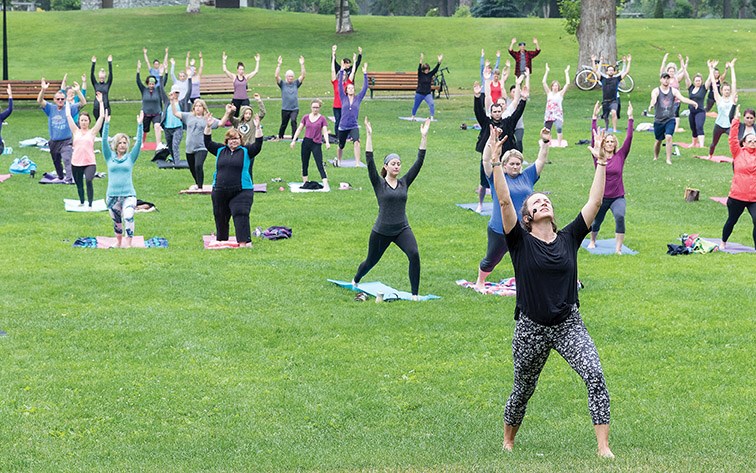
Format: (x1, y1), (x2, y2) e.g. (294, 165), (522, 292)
(722, 107), (756, 249)
(222, 51), (260, 117)
(291, 99), (331, 191)
(65, 91), (105, 208)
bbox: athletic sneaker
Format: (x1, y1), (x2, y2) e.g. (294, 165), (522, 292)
(189, 184), (199, 191)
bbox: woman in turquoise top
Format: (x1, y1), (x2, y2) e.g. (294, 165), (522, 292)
(102, 111), (144, 248)
(708, 58), (737, 159)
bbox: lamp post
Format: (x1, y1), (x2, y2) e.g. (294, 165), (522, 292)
(3, 0), (8, 80)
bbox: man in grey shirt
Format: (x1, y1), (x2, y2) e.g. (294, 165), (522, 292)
(275, 55), (306, 140)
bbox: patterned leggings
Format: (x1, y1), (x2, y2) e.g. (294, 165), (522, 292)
(107, 196), (137, 237)
(505, 307), (610, 426)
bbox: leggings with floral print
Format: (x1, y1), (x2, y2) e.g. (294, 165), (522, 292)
(505, 306), (610, 426)
(107, 196), (137, 237)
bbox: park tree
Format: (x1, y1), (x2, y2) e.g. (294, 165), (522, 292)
(560, 0), (617, 73)
(336, 0), (354, 33)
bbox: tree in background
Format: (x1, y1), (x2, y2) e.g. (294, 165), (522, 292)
(559, 0), (617, 74)
(337, 0), (353, 33)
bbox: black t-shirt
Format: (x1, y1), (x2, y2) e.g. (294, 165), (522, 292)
(505, 213), (590, 326)
(601, 76), (620, 103)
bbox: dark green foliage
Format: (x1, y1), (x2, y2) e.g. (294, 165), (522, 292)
(471, 0), (523, 17)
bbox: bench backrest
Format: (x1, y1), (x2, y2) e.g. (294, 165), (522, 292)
(0, 80), (64, 100)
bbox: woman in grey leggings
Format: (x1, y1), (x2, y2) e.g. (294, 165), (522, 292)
(489, 125), (614, 458)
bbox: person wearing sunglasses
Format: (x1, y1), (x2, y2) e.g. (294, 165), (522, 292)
(38, 78), (82, 183)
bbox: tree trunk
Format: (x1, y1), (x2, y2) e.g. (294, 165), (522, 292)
(723, 0), (733, 17)
(459, 0), (471, 6)
(186, 0), (200, 13)
(576, 0), (617, 72)
(336, 0), (354, 34)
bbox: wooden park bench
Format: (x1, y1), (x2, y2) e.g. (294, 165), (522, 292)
(0, 80), (64, 100)
(199, 74), (234, 96)
(365, 71), (439, 99)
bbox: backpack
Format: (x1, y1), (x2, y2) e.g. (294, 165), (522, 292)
(9, 156), (36, 175)
(262, 226), (292, 240)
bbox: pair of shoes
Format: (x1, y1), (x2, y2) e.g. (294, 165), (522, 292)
(189, 184), (199, 191)
(354, 292), (368, 302)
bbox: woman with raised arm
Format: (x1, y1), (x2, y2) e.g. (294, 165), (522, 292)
(474, 125), (551, 291)
(336, 62), (369, 167)
(352, 117), (430, 300)
(721, 106), (756, 249)
(491, 124), (613, 458)
(588, 101), (634, 254)
(708, 59), (737, 159)
(290, 99), (331, 190)
(187, 51), (204, 106)
(218, 94), (266, 146)
(222, 52), (260, 117)
(65, 92), (105, 209)
(410, 53), (442, 121)
(0, 84), (12, 155)
(172, 97), (219, 190)
(136, 59), (165, 149)
(169, 56), (192, 112)
(542, 63), (570, 146)
(275, 55), (306, 140)
(204, 111), (264, 248)
(90, 55), (112, 126)
(682, 59), (707, 148)
(102, 110), (144, 248)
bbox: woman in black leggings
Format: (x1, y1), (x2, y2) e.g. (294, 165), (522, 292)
(352, 117), (430, 300)
(490, 125), (614, 458)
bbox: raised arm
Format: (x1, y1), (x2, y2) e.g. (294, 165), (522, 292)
(161, 48), (169, 73)
(222, 52), (235, 80)
(195, 52), (203, 78)
(363, 117), (381, 190)
(106, 56), (114, 86)
(534, 127), (551, 175)
(541, 64), (550, 94)
(275, 56), (282, 83)
(254, 93), (266, 120)
(683, 62), (692, 89)
(620, 54), (632, 80)
(616, 102), (634, 157)
(490, 126), (518, 233)
(331, 45), (338, 81)
(403, 119), (430, 187)
(297, 55), (306, 83)
(660, 53), (669, 74)
(355, 63), (369, 101)
(480, 49), (486, 83)
(246, 53), (261, 80)
(708, 62), (722, 102)
(561, 65), (570, 94)
(729, 116), (742, 157)
(136, 61), (145, 92)
(142, 47), (150, 67)
(64, 101), (79, 134)
(473, 82), (487, 126)
(101, 114), (111, 161)
(203, 113), (222, 156)
(0, 85), (12, 121)
(90, 57), (97, 85)
(131, 111), (144, 163)
(501, 59), (511, 84)
(90, 92), (106, 136)
(582, 128), (608, 228)
(729, 58), (737, 97)
(37, 78), (49, 107)
(170, 58), (178, 83)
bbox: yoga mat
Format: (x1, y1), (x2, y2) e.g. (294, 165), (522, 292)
(673, 142), (694, 149)
(710, 196), (728, 206)
(701, 238), (756, 254)
(151, 148), (171, 162)
(156, 159), (190, 169)
(456, 278), (516, 296)
(328, 279), (440, 301)
(399, 116), (437, 122)
(288, 182), (328, 193)
(0, 174), (10, 183)
(203, 235), (242, 249)
(693, 155), (734, 163)
(328, 158), (366, 168)
(549, 140), (569, 148)
(141, 142), (157, 151)
(64, 199), (108, 212)
(456, 202), (493, 217)
(96, 236), (146, 248)
(39, 172), (71, 184)
(180, 183), (267, 194)
(580, 239), (638, 255)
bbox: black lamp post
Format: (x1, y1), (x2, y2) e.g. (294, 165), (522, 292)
(3, 0), (8, 80)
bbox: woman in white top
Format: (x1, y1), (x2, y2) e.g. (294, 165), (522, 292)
(542, 63), (570, 146)
(707, 58), (737, 159)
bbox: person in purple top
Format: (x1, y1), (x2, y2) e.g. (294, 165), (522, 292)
(351, 117), (430, 300)
(336, 62), (369, 167)
(290, 99), (331, 191)
(0, 84), (13, 155)
(589, 101), (634, 254)
(222, 51), (260, 118)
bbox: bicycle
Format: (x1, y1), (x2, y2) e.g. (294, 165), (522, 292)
(433, 66), (450, 99)
(574, 60), (634, 93)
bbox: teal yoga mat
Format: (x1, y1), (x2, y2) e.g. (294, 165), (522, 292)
(581, 239), (638, 255)
(328, 279), (440, 301)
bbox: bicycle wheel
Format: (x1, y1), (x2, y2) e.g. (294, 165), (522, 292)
(441, 79), (450, 99)
(575, 69), (597, 91)
(619, 74), (635, 93)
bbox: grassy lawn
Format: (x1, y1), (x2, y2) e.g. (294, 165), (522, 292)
(0, 7), (754, 472)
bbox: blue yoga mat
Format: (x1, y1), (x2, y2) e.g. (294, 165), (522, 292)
(581, 239), (638, 255)
(328, 279), (440, 301)
(456, 202), (493, 217)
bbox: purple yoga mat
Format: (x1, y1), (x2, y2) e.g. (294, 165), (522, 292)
(701, 238), (755, 254)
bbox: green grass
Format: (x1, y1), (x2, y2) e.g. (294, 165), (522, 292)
(0, 7), (755, 472)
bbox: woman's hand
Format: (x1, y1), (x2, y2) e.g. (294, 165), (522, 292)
(593, 100), (601, 119)
(627, 101), (634, 120)
(137, 110), (144, 124)
(364, 116), (372, 135)
(95, 91), (103, 102)
(362, 62), (368, 74)
(540, 127), (551, 142)
(204, 112), (215, 127)
(420, 118), (431, 137)
(588, 128), (606, 162)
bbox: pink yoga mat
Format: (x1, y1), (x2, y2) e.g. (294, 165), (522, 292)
(202, 235), (242, 249)
(693, 155), (734, 163)
(0, 174), (11, 183)
(96, 236), (146, 248)
(710, 196), (728, 206)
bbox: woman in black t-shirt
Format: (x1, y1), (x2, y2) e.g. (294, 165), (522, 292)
(410, 53), (442, 121)
(489, 125), (615, 458)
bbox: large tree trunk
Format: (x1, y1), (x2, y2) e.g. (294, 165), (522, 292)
(186, 0), (200, 13)
(723, 0), (733, 17)
(576, 0), (617, 71)
(336, 0), (354, 33)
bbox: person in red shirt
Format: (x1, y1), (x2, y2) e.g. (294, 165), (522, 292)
(508, 37), (540, 77)
(722, 106), (756, 249)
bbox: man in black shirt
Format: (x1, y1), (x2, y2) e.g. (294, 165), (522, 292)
(595, 54), (632, 132)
